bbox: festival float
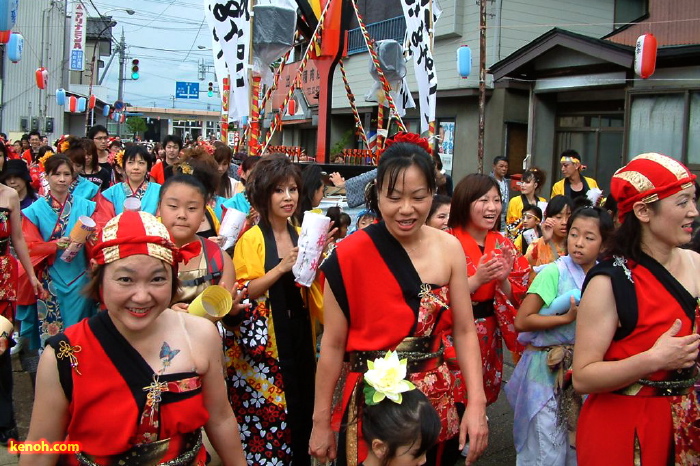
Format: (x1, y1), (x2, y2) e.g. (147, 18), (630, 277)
(203, 0), (441, 172)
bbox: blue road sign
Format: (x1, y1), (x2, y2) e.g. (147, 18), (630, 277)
(175, 81), (200, 99)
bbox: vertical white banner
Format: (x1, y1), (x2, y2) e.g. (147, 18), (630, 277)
(208, 0), (250, 121)
(69, 1), (86, 71)
(203, 0), (231, 120)
(401, 0), (440, 134)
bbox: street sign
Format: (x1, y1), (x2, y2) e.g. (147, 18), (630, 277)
(175, 81), (200, 99)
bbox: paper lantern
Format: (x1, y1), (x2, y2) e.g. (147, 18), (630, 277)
(102, 104), (110, 117)
(35, 67), (48, 89)
(112, 112), (120, 122)
(7, 33), (23, 63)
(56, 88), (66, 106)
(241, 116), (248, 126)
(457, 45), (472, 79)
(120, 113), (126, 123)
(77, 97), (87, 113)
(287, 99), (296, 115)
(68, 96), (78, 112)
(634, 33), (657, 79)
(0, 0), (18, 43)
(88, 95), (97, 109)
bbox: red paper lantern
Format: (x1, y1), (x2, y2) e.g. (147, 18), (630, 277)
(0, 31), (10, 44)
(288, 99), (296, 115)
(88, 95), (97, 109)
(634, 33), (657, 79)
(35, 67), (48, 89)
(68, 96), (78, 112)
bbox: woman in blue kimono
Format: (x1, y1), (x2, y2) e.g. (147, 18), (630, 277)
(99, 145), (161, 216)
(20, 154), (98, 350)
(63, 137), (101, 202)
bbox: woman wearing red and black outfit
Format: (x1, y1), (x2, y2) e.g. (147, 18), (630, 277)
(22, 211), (245, 466)
(449, 174), (530, 406)
(310, 136), (488, 466)
(574, 153), (700, 464)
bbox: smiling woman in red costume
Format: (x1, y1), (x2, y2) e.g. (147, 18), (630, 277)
(22, 211), (245, 466)
(309, 134), (488, 466)
(448, 174), (531, 405)
(574, 153), (700, 465)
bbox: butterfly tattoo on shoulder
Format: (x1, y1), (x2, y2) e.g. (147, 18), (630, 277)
(159, 342), (181, 369)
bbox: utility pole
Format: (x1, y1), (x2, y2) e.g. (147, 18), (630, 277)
(117, 29), (126, 137)
(477, 0), (487, 174)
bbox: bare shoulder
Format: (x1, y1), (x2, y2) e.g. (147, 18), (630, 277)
(433, 228), (463, 253)
(179, 311), (219, 339)
(684, 248), (700, 268)
(579, 274), (614, 307)
(2, 186), (19, 202)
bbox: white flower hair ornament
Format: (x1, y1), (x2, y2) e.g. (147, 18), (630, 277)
(363, 350), (416, 405)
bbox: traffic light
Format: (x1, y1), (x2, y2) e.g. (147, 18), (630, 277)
(207, 81), (214, 97)
(131, 59), (140, 80)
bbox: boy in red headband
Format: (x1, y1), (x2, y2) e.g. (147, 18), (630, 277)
(24, 211), (246, 466)
(573, 153), (700, 464)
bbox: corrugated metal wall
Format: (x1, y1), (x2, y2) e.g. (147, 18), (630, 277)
(2, 1), (68, 140)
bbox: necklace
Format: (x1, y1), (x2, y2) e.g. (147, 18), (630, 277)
(404, 236), (423, 254)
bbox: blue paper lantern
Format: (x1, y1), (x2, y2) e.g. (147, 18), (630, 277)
(77, 97), (87, 113)
(241, 116), (248, 126)
(56, 88), (66, 106)
(102, 104), (110, 117)
(7, 32), (23, 63)
(0, 0), (18, 31)
(457, 45), (472, 79)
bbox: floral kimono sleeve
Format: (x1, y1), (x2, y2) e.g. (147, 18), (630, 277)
(494, 239), (530, 353)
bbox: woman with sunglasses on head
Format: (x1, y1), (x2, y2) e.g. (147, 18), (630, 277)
(225, 154), (328, 465)
(506, 168), (547, 242)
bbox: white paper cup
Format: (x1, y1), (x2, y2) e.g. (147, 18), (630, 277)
(220, 208), (247, 250)
(123, 197), (142, 212)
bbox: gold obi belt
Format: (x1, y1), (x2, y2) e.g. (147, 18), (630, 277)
(347, 336), (444, 374)
(615, 368), (699, 397)
(75, 429), (202, 466)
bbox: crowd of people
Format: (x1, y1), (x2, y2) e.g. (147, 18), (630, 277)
(0, 127), (696, 466)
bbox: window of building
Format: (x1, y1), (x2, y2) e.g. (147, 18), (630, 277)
(614, 0), (648, 27)
(627, 90), (700, 168)
(556, 112), (625, 192)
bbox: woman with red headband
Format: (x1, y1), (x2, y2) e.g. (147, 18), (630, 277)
(551, 149), (599, 201)
(23, 211), (246, 466)
(573, 153), (700, 464)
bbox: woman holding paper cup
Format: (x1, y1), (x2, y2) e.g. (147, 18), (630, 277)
(310, 135), (488, 466)
(227, 154), (327, 465)
(100, 145), (161, 216)
(20, 154), (98, 350)
(23, 210), (246, 466)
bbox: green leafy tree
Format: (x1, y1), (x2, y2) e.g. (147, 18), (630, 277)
(126, 116), (148, 138)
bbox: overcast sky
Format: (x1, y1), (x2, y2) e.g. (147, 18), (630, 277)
(89, 0), (222, 111)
